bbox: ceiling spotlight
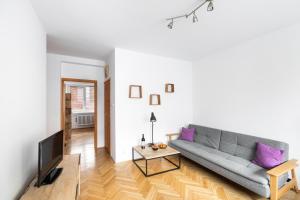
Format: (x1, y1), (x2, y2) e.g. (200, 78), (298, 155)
(166, 0), (214, 29)
(192, 12), (198, 23)
(207, 0), (214, 11)
(167, 19), (174, 29)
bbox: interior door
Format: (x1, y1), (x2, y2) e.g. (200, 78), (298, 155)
(104, 79), (111, 154)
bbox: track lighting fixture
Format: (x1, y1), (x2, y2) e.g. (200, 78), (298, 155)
(167, 19), (173, 29)
(207, 0), (214, 11)
(192, 12), (198, 23)
(166, 0), (214, 29)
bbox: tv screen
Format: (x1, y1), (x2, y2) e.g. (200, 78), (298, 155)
(36, 130), (63, 187)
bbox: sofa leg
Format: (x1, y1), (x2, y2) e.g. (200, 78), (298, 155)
(291, 168), (299, 192)
(270, 176), (279, 200)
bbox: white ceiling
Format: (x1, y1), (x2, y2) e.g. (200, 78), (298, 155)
(30, 0), (300, 61)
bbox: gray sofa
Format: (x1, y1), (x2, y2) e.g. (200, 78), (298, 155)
(169, 124), (289, 198)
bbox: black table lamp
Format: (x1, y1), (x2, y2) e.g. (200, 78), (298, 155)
(149, 112), (157, 146)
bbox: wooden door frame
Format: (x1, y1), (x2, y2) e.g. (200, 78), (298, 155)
(60, 78), (98, 149)
(104, 78), (111, 154)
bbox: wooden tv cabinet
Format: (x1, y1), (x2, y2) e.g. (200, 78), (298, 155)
(21, 154), (81, 200)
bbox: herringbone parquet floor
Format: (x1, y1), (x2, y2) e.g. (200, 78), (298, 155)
(66, 129), (300, 200)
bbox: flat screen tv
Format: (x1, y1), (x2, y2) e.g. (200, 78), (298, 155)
(36, 130), (64, 187)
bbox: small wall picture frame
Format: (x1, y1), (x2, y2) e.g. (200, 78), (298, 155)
(149, 94), (161, 105)
(129, 85), (142, 98)
(165, 83), (175, 93)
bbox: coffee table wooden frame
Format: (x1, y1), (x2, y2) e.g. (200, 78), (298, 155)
(132, 146), (181, 177)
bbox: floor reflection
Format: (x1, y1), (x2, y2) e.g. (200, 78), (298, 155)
(65, 128), (96, 169)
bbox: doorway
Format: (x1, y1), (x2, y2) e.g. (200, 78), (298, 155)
(61, 78), (98, 152)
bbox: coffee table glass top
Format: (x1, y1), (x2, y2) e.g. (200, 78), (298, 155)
(133, 145), (180, 160)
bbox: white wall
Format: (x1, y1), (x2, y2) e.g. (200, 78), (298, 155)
(0, 0), (46, 199)
(192, 23), (300, 183)
(47, 53), (105, 147)
(112, 48), (193, 162)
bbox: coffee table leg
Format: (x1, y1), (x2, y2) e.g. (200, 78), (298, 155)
(163, 154), (181, 169)
(132, 148), (148, 176)
(132, 148), (134, 161)
(146, 159), (148, 176)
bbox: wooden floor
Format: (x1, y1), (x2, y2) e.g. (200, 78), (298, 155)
(65, 129), (300, 200)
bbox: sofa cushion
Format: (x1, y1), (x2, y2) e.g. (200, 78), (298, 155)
(252, 142), (284, 169)
(220, 130), (289, 162)
(170, 139), (269, 185)
(226, 155), (252, 166)
(179, 127), (195, 142)
(189, 124), (221, 149)
(170, 139), (229, 157)
(219, 131), (237, 155)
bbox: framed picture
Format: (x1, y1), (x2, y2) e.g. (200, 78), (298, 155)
(129, 85), (142, 98)
(165, 83), (174, 93)
(149, 94), (161, 105)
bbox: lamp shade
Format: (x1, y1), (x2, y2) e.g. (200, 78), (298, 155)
(150, 112), (156, 122)
(207, 1), (214, 11)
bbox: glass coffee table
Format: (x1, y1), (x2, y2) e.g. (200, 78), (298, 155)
(132, 145), (181, 177)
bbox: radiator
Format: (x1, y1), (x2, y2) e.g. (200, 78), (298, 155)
(72, 113), (94, 129)
(78, 114), (94, 125)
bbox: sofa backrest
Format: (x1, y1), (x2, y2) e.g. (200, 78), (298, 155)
(189, 124), (222, 149)
(219, 130), (289, 161)
(189, 124), (289, 162)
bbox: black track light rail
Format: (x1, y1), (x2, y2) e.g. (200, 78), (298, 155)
(166, 0), (213, 29)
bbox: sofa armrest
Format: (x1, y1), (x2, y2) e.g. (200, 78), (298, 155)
(166, 133), (180, 142)
(267, 159), (299, 200)
(267, 159), (298, 177)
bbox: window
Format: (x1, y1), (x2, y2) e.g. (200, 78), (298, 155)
(85, 86), (95, 111)
(70, 86), (94, 112)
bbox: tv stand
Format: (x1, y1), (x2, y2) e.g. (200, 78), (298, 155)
(35, 167), (63, 187)
(21, 154), (80, 200)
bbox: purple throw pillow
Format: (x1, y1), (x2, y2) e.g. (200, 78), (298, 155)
(252, 142), (284, 169)
(179, 127), (195, 142)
